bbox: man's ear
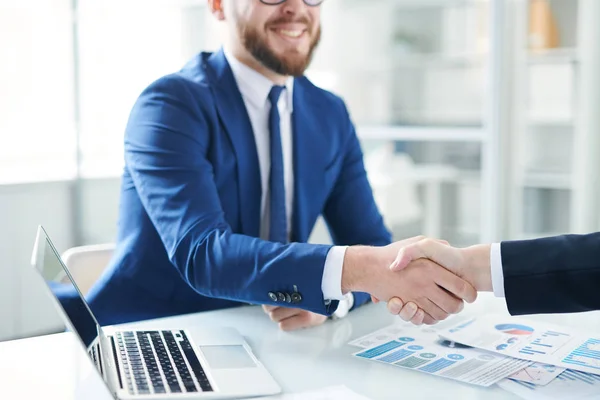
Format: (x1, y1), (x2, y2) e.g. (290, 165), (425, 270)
(208, 0), (225, 20)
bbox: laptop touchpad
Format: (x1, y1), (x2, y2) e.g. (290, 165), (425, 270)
(200, 345), (258, 369)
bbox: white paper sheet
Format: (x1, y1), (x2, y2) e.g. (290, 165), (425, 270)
(247, 385), (371, 400)
(351, 324), (531, 387)
(498, 370), (600, 400)
(509, 363), (565, 386)
(348, 317), (466, 349)
(350, 325), (564, 387)
(438, 314), (600, 376)
(349, 323), (420, 349)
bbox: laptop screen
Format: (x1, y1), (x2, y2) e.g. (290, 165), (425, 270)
(31, 226), (100, 349)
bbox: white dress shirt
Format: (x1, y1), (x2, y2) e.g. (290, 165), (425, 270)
(490, 243), (505, 297)
(223, 49), (350, 310)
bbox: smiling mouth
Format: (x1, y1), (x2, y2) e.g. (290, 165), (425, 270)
(277, 29), (304, 38)
(269, 26), (309, 40)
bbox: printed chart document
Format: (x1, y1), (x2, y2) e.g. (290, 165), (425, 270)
(348, 316), (469, 349)
(438, 314), (600, 376)
(498, 370), (600, 400)
(508, 363), (565, 386)
(350, 324), (531, 387)
(349, 323), (424, 349)
(247, 385), (371, 400)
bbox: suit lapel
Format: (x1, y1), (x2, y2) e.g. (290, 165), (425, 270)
(202, 53), (331, 243)
(203, 50), (262, 237)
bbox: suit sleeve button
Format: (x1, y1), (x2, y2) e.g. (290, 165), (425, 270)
(276, 292), (286, 302)
(284, 293), (292, 303)
(268, 292), (278, 302)
(291, 292), (302, 304)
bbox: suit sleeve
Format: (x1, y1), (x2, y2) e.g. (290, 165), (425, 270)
(501, 233), (600, 315)
(322, 100), (393, 310)
(124, 76), (338, 316)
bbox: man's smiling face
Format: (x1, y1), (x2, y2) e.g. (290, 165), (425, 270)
(225, 0), (322, 76)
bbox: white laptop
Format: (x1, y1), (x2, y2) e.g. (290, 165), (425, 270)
(30, 225), (281, 399)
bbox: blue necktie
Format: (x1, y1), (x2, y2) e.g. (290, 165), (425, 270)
(268, 85), (287, 243)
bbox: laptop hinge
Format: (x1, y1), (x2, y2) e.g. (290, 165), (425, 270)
(97, 325), (110, 379)
(98, 325), (123, 393)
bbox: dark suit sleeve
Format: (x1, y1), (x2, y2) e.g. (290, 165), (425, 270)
(501, 233), (600, 315)
(124, 76), (338, 316)
(322, 100), (393, 310)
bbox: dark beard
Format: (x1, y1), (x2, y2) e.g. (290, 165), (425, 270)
(239, 20), (321, 76)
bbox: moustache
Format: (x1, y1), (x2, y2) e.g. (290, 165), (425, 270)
(267, 15), (312, 28)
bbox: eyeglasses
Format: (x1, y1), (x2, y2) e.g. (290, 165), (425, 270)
(259, 0), (325, 6)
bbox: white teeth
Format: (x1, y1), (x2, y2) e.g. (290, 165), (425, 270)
(279, 30), (302, 38)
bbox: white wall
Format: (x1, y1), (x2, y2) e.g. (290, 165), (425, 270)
(0, 181), (74, 341)
(78, 178), (122, 244)
(0, 178), (122, 342)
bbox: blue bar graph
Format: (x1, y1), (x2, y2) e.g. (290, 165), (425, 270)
(558, 370), (600, 386)
(532, 339), (553, 348)
(518, 331), (574, 358)
(507, 369), (600, 398)
(356, 341), (403, 359)
(563, 339), (600, 371)
(418, 358), (456, 374)
(565, 371), (595, 385)
(561, 371), (580, 381)
(378, 349), (414, 364)
(587, 372), (600, 382)
(546, 331), (570, 337)
(520, 346), (548, 356)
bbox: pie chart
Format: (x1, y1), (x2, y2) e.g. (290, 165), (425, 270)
(495, 323), (534, 335)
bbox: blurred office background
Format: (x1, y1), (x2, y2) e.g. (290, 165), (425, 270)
(1, 0), (599, 341)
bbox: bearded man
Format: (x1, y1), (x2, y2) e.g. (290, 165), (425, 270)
(78, 0), (474, 330)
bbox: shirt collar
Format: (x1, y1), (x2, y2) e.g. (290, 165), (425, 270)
(223, 47), (294, 112)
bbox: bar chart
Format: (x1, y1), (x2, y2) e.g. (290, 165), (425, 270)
(519, 330), (571, 357)
(499, 369), (600, 399)
(563, 338), (600, 372)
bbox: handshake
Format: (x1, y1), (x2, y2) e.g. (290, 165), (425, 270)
(341, 236), (493, 326)
(263, 235), (495, 331)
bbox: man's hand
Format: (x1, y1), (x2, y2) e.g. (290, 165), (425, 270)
(341, 237), (478, 325)
(391, 239), (492, 291)
(384, 239), (493, 323)
(373, 296), (429, 325)
(262, 305), (328, 331)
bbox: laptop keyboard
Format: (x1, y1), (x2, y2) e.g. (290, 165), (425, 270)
(115, 330), (213, 395)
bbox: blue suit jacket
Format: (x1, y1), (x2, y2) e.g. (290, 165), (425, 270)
(502, 233), (600, 315)
(81, 49), (392, 326)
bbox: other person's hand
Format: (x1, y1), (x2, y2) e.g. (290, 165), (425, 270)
(341, 236), (477, 325)
(383, 238), (492, 323)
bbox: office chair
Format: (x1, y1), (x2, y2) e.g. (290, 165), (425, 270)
(59, 243), (115, 295)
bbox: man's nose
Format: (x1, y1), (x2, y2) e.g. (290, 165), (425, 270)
(280, 0), (308, 15)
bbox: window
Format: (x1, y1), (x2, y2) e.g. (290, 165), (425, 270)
(77, 0), (219, 177)
(0, 0), (221, 182)
(0, 0), (77, 183)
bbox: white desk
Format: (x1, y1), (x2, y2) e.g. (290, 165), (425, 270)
(2, 293), (600, 399)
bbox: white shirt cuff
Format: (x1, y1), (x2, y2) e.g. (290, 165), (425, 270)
(321, 246), (347, 301)
(333, 292), (355, 319)
(490, 242), (505, 297)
